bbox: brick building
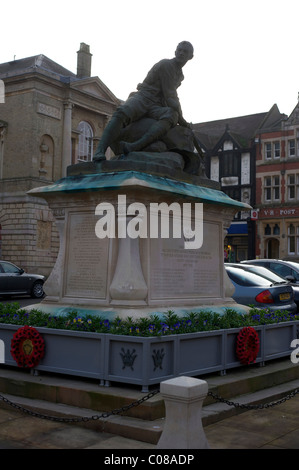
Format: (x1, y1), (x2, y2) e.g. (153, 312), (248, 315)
(193, 105), (286, 262)
(0, 44), (120, 275)
(254, 99), (299, 260)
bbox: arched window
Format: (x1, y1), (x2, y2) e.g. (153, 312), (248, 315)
(264, 224), (271, 236)
(77, 121), (93, 162)
(273, 224), (280, 235)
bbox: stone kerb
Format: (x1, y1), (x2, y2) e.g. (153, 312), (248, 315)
(157, 376), (210, 449)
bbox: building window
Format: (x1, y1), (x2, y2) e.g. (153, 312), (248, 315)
(288, 224), (296, 254)
(264, 175), (280, 202)
(274, 142), (280, 158)
(221, 152), (239, 177)
(77, 121), (93, 162)
(273, 223), (280, 235)
(288, 139), (296, 158)
(264, 141), (280, 160)
(287, 224), (299, 255)
(264, 223), (280, 236)
(265, 142), (272, 160)
(287, 174), (299, 200)
(264, 224), (271, 235)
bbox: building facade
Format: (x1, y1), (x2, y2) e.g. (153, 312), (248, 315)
(0, 44), (120, 275)
(193, 105), (286, 262)
(254, 100), (299, 261)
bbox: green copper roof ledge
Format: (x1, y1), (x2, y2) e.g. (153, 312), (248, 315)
(28, 170), (251, 210)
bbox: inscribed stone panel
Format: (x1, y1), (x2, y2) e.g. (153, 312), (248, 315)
(65, 212), (109, 299)
(149, 221), (221, 300)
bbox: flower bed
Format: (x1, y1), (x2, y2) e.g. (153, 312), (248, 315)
(0, 303), (298, 391)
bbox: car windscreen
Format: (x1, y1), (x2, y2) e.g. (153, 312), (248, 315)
(283, 261), (299, 274)
(226, 267), (273, 287)
(268, 262), (299, 280)
(241, 266), (287, 283)
(0, 262), (20, 274)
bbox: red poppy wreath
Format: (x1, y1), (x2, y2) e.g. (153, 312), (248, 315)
(236, 326), (259, 365)
(11, 325), (45, 368)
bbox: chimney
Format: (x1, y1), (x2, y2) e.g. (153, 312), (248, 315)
(77, 43), (92, 78)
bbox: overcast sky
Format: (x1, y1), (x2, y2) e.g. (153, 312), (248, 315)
(2, 0), (299, 123)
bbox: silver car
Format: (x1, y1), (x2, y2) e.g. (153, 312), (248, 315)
(241, 259), (299, 284)
(225, 264), (297, 313)
(228, 262), (299, 311)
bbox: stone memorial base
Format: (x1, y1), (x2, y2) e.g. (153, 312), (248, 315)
(28, 165), (250, 319)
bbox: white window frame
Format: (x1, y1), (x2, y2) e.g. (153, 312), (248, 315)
(288, 224), (296, 255)
(288, 139), (296, 158)
(287, 173), (299, 201)
(77, 121), (94, 162)
(265, 142), (272, 160)
(287, 224), (299, 255)
(264, 175), (280, 203)
(274, 141), (280, 159)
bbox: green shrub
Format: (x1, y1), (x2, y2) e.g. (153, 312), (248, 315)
(0, 302), (298, 337)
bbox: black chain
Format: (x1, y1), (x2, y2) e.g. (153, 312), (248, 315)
(207, 388), (299, 410)
(1, 387), (299, 423)
(0, 389), (160, 423)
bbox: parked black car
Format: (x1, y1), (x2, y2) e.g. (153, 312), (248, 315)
(0, 261), (45, 298)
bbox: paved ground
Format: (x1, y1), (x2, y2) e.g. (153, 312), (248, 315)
(205, 394), (299, 449)
(0, 296), (41, 308)
(1, 300), (298, 451)
(1, 391), (299, 449)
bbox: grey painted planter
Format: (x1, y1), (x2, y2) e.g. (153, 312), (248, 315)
(0, 324), (105, 381)
(0, 321), (298, 392)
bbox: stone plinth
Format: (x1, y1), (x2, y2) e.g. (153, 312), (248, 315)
(157, 376), (209, 449)
(28, 169), (250, 319)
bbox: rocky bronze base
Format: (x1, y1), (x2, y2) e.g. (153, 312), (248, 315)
(67, 152), (220, 190)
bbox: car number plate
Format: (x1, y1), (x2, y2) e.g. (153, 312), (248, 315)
(280, 293), (291, 300)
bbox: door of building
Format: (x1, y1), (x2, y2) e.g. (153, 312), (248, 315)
(267, 238), (279, 258)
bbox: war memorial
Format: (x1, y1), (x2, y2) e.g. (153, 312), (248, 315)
(29, 41), (249, 319)
(2, 42), (298, 397)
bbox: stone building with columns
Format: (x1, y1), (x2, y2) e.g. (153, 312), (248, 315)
(0, 43), (120, 276)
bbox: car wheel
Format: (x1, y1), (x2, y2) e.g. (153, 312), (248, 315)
(31, 282), (44, 299)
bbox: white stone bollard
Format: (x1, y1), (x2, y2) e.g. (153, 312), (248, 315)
(157, 376), (210, 449)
